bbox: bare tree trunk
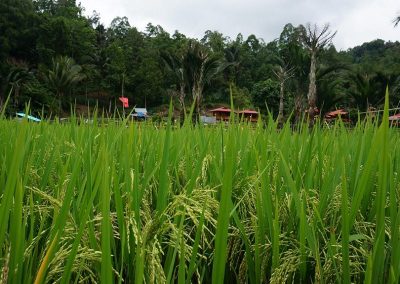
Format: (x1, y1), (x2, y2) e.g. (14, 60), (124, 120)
(294, 95), (303, 125)
(278, 81), (285, 127)
(14, 86), (20, 108)
(58, 92), (64, 116)
(192, 83), (203, 118)
(179, 83), (186, 114)
(302, 24), (336, 124)
(307, 50), (317, 122)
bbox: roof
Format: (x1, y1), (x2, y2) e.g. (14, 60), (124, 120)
(16, 112), (41, 122)
(389, 113), (400, 121)
(209, 107), (232, 113)
(238, 109), (259, 114)
(134, 108), (148, 114)
(325, 109), (348, 117)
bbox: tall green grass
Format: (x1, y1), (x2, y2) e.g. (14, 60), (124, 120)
(1, 94), (400, 283)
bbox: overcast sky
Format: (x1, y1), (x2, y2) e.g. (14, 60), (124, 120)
(79, 0), (399, 50)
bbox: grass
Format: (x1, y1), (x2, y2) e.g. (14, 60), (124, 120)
(0, 94), (400, 283)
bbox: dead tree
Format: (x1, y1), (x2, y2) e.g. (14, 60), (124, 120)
(273, 64), (295, 127)
(394, 13), (400, 27)
(301, 23), (336, 123)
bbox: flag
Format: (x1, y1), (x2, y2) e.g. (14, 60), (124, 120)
(119, 97), (129, 108)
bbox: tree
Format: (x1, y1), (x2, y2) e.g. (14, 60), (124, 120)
(201, 30), (227, 56)
(161, 52), (187, 112)
(34, 0), (96, 65)
(44, 56), (84, 113)
(6, 61), (33, 108)
(251, 79), (280, 113)
(348, 70), (387, 111)
(316, 65), (349, 114)
(301, 23), (336, 121)
(277, 24), (310, 122)
(108, 17), (131, 39)
(273, 64), (294, 126)
(394, 13), (400, 27)
(183, 40), (228, 114)
(0, 0), (38, 105)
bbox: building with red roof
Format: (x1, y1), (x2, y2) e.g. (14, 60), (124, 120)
(209, 107), (259, 122)
(324, 109), (350, 123)
(209, 107), (233, 121)
(237, 109), (259, 122)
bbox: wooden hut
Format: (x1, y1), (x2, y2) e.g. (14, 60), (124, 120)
(209, 107), (232, 121)
(237, 109), (259, 122)
(324, 109), (349, 122)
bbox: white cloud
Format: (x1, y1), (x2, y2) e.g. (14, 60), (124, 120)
(79, 0), (400, 49)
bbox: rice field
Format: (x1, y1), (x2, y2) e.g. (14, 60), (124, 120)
(1, 98), (400, 283)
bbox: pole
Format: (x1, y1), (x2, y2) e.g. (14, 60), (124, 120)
(122, 73), (125, 117)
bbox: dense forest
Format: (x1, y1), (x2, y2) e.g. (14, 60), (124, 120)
(1, 0), (400, 119)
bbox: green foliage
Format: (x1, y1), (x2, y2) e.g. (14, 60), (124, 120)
(230, 84), (252, 108)
(43, 56), (84, 113)
(0, 0), (399, 118)
(251, 78), (281, 113)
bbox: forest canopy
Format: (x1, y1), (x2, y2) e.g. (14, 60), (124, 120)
(1, 0), (399, 118)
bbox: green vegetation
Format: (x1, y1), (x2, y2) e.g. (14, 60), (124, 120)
(0, 0), (400, 118)
(1, 91), (400, 282)
(1, 2), (400, 281)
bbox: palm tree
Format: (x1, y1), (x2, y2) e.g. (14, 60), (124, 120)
(161, 51), (188, 113)
(44, 56), (84, 114)
(184, 40), (229, 115)
(315, 63), (349, 114)
(301, 23), (337, 122)
(162, 41), (229, 115)
(6, 65), (33, 108)
(348, 71), (387, 111)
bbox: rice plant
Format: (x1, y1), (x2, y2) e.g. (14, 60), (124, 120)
(0, 92), (400, 283)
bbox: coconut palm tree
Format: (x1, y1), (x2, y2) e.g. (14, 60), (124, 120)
(44, 56), (84, 114)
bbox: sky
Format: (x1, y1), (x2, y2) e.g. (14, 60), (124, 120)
(78, 0), (399, 50)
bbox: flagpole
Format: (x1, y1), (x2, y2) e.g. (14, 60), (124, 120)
(122, 73), (125, 118)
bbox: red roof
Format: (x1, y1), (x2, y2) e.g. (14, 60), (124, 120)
(389, 113), (400, 121)
(209, 107), (232, 113)
(238, 109), (259, 114)
(325, 109), (348, 117)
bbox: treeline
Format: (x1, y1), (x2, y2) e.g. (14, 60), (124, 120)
(1, 0), (400, 118)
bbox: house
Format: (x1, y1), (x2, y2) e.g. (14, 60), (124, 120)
(389, 113), (400, 121)
(324, 109), (349, 122)
(237, 109), (259, 122)
(131, 108), (149, 120)
(389, 113), (400, 126)
(200, 116), (217, 124)
(209, 107), (232, 121)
